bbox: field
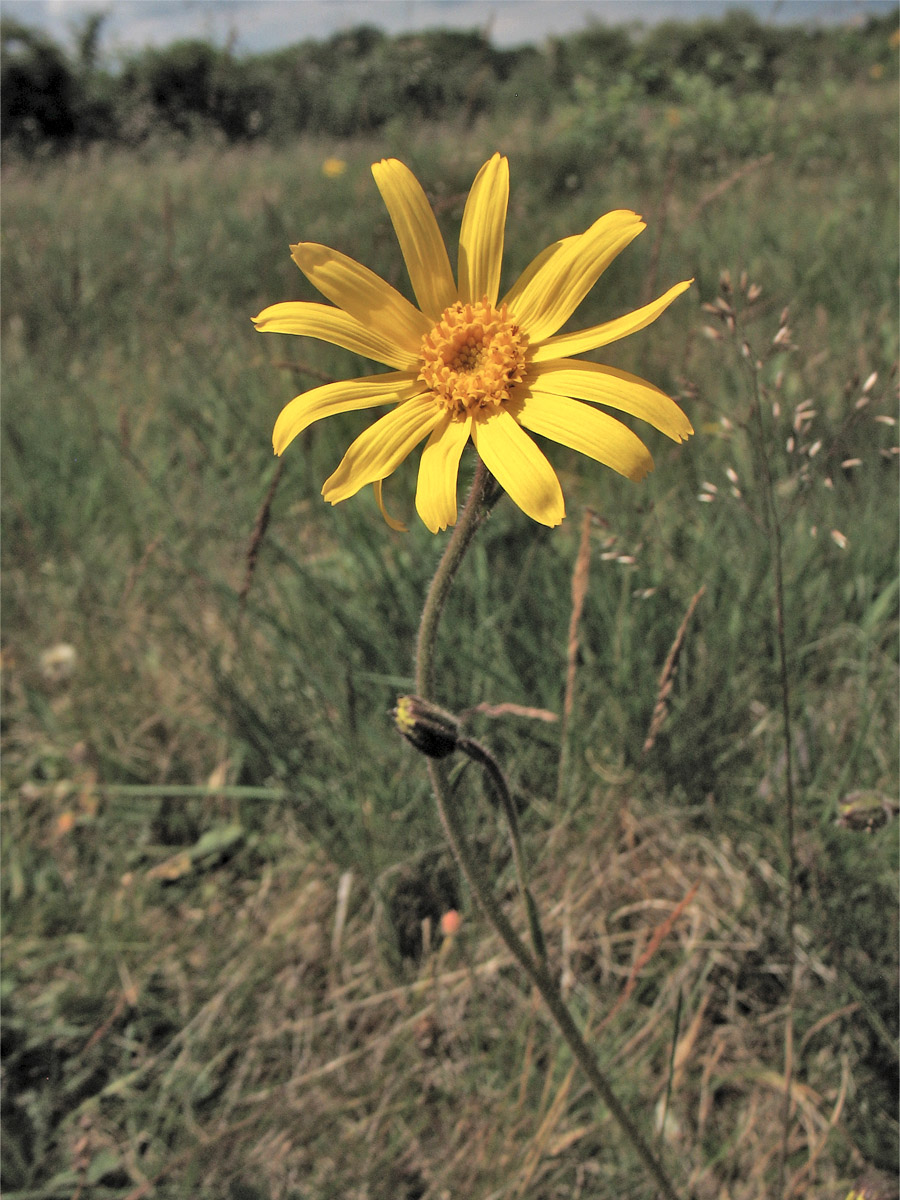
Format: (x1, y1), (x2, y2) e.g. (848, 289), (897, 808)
(2, 49), (898, 1200)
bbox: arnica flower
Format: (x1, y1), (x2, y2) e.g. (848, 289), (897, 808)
(253, 153), (693, 532)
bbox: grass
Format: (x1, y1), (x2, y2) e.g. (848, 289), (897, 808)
(2, 75), (898, 1199)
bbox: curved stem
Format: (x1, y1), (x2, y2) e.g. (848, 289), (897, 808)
(459, 735), (547, 965)
(426, 757), (681, 1200)
(415, 458), (494, 701)
(411, 468), (684, 1200)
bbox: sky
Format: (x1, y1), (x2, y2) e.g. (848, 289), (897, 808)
(4, 0), (897, 54)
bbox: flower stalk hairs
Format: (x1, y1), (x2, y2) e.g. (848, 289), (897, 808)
(253, 152), (692, 532)
(254, 155), (692, 1200)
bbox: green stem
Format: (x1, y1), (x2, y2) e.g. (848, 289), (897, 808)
(412, 462), (684, 1200)
(426, 757), (681, 1200)
(415, 458), (496, 701)
(459, 735), (547, 964)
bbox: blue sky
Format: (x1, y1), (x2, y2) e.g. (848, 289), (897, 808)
(4, 0), (897, 54)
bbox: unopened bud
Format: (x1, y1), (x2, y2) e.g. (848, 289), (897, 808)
(440, 909), (462, 937)
(393, 694), (460, 759)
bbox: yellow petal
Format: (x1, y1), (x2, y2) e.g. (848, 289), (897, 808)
(253, 301), (419, 370)
(471, 407), (564, 527)
(322, 393), (442, 503)
(501, 236), (579, 311)
(291, 242), (431, 357)
(458, 153), (508, 306)
(371, 159), (457, 321)
(515, 391), (653, 482)
(373, 480), (409, 532)
(415, 413), (473, 533)
(531, 280), (693, 361)
(273, 372), (423, 456)
(508, 210), (645, 342)
(525, 360), (693, 442)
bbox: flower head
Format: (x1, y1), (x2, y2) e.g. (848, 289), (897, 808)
(393, 693), (460, 758)
(253, 154), (692, 532)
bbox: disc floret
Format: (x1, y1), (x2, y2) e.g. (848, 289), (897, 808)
(419, 299), (529, 415)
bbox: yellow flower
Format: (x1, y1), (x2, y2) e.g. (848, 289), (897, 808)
(254, 154), (693, 532)
(322, 157), (347, 178)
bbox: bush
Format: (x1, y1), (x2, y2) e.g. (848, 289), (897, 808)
(0, 18), (78, 145)
(1, 13), (896, 151)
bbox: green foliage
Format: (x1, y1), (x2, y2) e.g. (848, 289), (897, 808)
(1, 45), (898, 1200)
(0, 18), (78, 143)
(1, 11), (897, 149)
(118, 39), (248, 138)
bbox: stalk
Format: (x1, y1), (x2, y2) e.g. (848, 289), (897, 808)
(408, 460), (685, 1200)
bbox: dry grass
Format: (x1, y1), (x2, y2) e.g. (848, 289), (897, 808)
(3, 75), (897, 1199)
(13, 769), (889, 1199)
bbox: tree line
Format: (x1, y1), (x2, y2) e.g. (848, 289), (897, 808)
(1, 9), (895, 151)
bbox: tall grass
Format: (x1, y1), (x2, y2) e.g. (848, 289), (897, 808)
(2, 77), (897, 1198)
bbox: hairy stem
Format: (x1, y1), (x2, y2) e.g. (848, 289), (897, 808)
(425, 756), (682, 1200)
(459, 735), (547, 964)
(412, 463), (684, 1200)
(415, 458), (494, 702)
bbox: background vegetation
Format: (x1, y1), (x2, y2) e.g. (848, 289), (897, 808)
(2, 10), (898, 1199)
(1, 9), (897, 148)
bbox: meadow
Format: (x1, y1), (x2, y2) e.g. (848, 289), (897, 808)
(2, 41), (898, 1200)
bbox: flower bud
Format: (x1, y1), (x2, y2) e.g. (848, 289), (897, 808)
(440, 909), (462, 937)
(393, 695), (460, 759)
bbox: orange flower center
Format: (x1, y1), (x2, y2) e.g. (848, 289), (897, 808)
(418, 299), (528, 415)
